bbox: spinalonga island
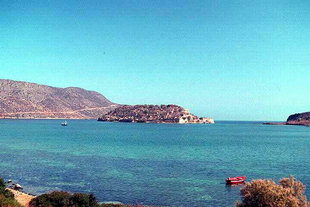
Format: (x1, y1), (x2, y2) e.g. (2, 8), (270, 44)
(98, 104), (214, 124)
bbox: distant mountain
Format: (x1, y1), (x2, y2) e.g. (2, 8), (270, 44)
(98, 104), (214, 124)
(264, 111), (310, 126)
(0, 79), (118, 119)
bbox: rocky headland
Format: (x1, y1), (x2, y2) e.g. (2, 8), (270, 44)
(0, 79), (118, 119)
(264, 111), (310, 126)
(286, 112), (310, 126)
(98, 104), (214, 124)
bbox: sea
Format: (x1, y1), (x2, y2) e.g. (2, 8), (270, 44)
(0, 120), (309, 207)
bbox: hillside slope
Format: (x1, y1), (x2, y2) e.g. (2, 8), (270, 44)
(0, 79), (117, 119)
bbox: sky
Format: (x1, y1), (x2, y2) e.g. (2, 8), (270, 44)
(0, 0), (309, 121)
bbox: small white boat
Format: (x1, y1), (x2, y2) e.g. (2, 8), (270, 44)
(61, 121), (68, 126)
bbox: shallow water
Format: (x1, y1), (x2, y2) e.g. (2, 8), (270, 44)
(0, 120), (309, 207)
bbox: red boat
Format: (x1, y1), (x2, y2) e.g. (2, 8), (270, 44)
(226, 176), (247, 184)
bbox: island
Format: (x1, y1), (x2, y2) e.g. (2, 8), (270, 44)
(98, 104), (214, 124)
(264, 111), (310, 126)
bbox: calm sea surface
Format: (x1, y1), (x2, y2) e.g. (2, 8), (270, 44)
(0, 120), (309, 207)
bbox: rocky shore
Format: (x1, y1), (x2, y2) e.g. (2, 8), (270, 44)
(2, 178), (149, 207)
(264, 111), (310, 126)
(98, 104), (214, 124)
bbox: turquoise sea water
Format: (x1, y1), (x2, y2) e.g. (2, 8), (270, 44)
(0, 120), (309, 207)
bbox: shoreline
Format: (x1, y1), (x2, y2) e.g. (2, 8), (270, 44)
(263, 122), (310, 127)
(6, 188), (36, 207)
(5, 185), (152, 207)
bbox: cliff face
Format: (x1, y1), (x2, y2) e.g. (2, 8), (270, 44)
(0, 79), (118, 119)
(98, 104), (214, 124)
(286, 112), (310, 126)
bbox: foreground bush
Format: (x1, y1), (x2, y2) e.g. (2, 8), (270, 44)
(29, 191), (145, 207)
(236, 176), (309, 207)
(29, 191), (98, 207)
(0, 194), (23, 207)
(0, 178), (22, 207)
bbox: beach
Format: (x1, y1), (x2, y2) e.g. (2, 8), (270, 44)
(7, 188), (35, 207)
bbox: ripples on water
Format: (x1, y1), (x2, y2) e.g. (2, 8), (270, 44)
(0, 120), (309, 207)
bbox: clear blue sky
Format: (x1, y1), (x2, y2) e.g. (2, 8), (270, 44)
(1, 0), (309, 121)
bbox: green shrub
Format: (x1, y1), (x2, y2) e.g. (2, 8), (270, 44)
(29, 191), (72, 207)
(0, 194), (23, 207)
(29, 191), (147, 207)
(69, 193), (97, 207)
(0, 178), (22, 207)
(29, 191), (99, 207)
(236, 176), (309, 207)
(0, 178), (13, 198)
(0, 178), (7, 194)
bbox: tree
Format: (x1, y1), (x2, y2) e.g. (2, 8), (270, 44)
(0, 178), (9, 195)
(236, 176), (309, 207)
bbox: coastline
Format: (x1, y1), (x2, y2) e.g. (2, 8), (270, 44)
(5, 187), (153, 207)
(263, 122), (310, 127)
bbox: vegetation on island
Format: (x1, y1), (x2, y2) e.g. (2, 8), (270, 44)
(236, 176), (309, 207)
(98, 104), (214, 124)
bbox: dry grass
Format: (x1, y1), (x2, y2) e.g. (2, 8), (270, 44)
(236, 176), (310, 207)
(7, 189), (35, 207)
